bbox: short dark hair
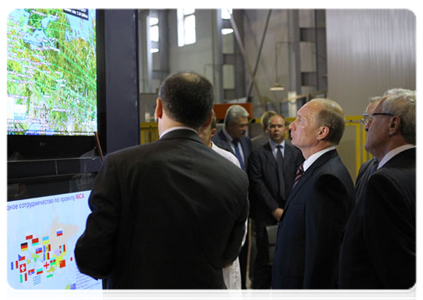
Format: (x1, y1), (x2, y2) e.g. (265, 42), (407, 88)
(158, 72), (214, 128)
(312, 98), (345, 145)
(260, 110), (278, 130)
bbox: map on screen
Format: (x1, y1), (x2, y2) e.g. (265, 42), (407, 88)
(7, 190), (102, 289)
(7, 9), (97, 136)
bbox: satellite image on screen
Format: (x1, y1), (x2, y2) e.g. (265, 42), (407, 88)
(7, 9), (97, 136)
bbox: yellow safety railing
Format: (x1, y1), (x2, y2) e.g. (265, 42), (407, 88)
(140, 122), (159, 145)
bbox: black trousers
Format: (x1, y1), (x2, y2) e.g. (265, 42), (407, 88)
(252, 223), (272, 289)
(239, 230), (249, 289)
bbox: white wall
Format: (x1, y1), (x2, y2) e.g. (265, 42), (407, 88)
(168, 10), (215, 84)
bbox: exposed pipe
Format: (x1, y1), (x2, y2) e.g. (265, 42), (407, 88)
(229, 10), (263, 103)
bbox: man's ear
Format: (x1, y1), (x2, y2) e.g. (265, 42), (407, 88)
(211, 128), (217, 138)
(317, 126), (330, 141)
(202, 110), (213, 128)
(155, 98), (163, 119)
(388, 115), (401, 135)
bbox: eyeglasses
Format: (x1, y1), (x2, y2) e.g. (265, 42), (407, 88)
(361, 112), (395, 125)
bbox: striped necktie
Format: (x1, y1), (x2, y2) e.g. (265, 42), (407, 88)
(293, 163), (304, 187)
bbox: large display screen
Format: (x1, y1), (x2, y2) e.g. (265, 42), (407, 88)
(7, 9), (97, 136)
(7, 190), (102, 289)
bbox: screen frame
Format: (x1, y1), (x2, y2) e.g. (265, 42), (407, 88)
(7, 9), (105, 160)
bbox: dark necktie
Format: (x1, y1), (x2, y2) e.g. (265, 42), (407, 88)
(276, 145), (286, 199)
(232, 138), (245, 170)
(293, 163), (304, 188)
(369, 159), (378, 176)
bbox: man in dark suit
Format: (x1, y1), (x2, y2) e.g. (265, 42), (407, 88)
(251, 110), (277, 151)
(212, 104), (252, 289)
(355, 97), (380, 204)
(272, 98), (355, 289)
(339, 89), (416, 289)
(212, 105), (253, 171)
(74, 72), (249, 289)
(248, 114), (303, 288)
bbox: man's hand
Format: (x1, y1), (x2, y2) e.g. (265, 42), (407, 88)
(272, 208), (284, 222)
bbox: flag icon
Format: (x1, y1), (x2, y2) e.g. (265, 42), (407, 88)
(42, 236), (49, 244)
(21, 242), (28, 251)
(35, 247), (42, 254)
(28, 269), (35, 276)
(56, 230), (63, 237)
(26, 235), (33, 240)
(18, 254), (25, 261)
(59, 259), (66, 268)
(32, 238), (39, 245)
(36, 268), (43, 275)
(19, 263), (26, 273)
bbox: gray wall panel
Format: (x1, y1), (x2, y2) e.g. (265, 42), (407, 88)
(326, 9), (416, 179)
(327, 9), (416, 115)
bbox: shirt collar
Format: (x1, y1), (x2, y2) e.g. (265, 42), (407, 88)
(222, 127), (234, 143)
(303, 146), (336, 171)
(377, 144), (416, 169)
(269, 139), (286, 151)
(160, 126), (198, 139)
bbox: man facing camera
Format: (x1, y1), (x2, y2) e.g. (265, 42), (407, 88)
(212, 104), (253, 289)
(339, 89), (416, 289)
(248, 114), (303, 288)
(212, 105), (252, 171)
(75, 72), (249, 289)
(272, 98), (355, 289)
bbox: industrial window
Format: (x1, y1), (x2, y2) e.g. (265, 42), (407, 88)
(221, 9), (233, 35)
(177, 9), (196, 47)
(149, 16), (159, 53)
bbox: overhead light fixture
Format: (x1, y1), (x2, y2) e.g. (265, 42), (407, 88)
(270, 82), (284, 91)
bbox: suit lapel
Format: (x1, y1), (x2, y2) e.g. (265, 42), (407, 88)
(284, 149), (337, 210)
(217, 131), (233, 154)
(263, 143), (277, 168)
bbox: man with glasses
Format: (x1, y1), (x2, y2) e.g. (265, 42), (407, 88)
(355, 96), (381, 205)
(339, 89), (416, 289)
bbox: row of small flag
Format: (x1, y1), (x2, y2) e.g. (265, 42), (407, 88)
(21, 231), (63, 251)
(21, 242), (54, 252)
(12, 258), (66, 282)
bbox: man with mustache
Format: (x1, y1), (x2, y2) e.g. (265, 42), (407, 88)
(212, 104), (252, 289)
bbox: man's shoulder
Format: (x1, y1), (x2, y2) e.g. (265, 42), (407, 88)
(213, 144), (240, 167)
(312, 151), (352, 182)
(211, 130), (227, 145)
(250, 141), (271, 156)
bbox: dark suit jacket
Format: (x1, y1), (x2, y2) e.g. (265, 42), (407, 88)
(354, 158), (378, 205)
(339, 148), (416, 289)
(248, 140), (304, 225)
(251, 133), (269, 151)
(75, 129), (249, 289)
(272, 149), (355, 289)
(212, 130), (252, 170)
